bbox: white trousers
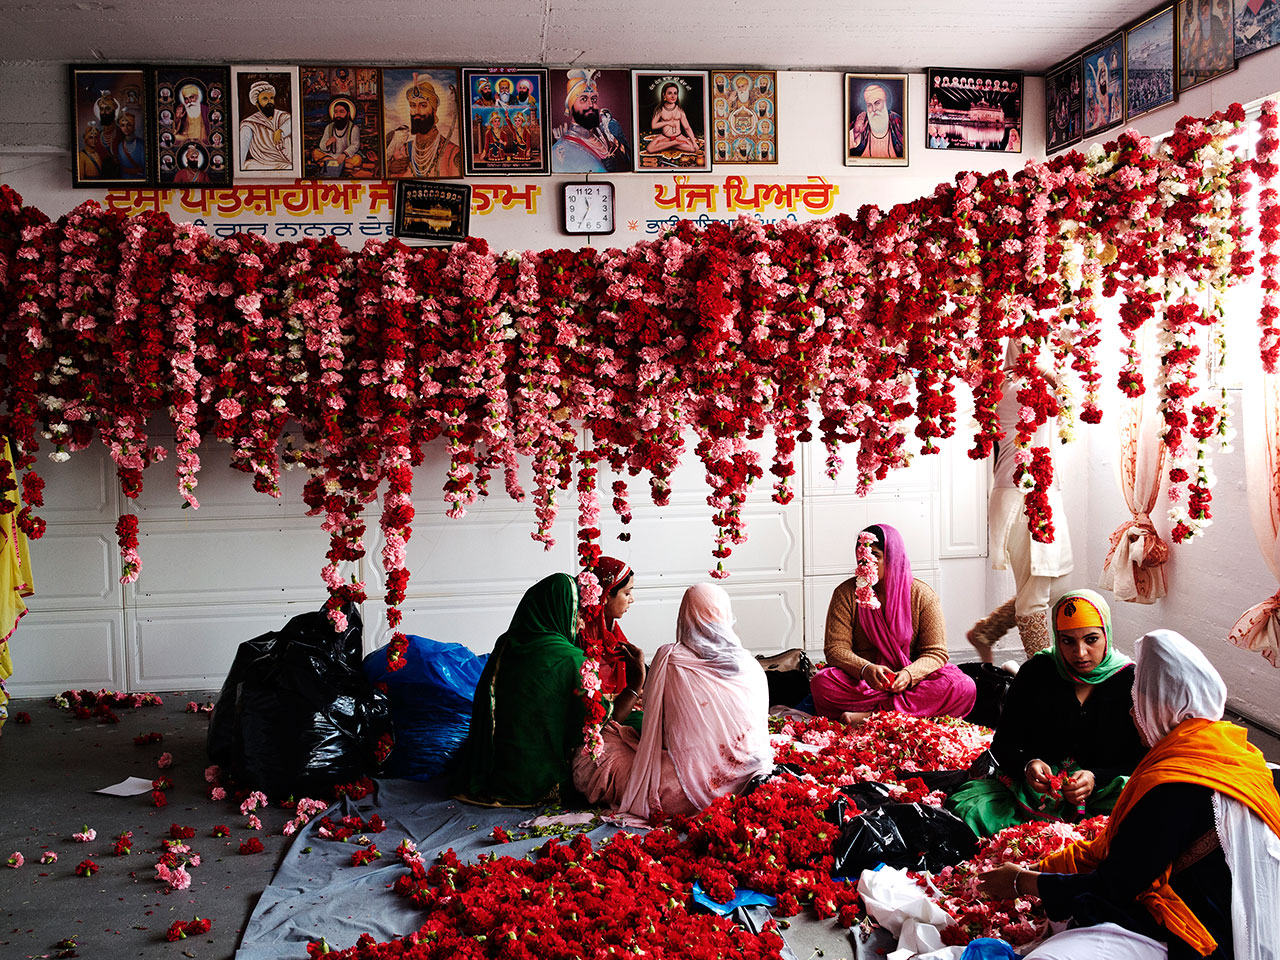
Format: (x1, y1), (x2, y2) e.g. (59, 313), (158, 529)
(1024, 922), (1168, 960)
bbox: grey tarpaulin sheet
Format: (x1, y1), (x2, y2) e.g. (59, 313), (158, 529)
(234, 777), (875, 960)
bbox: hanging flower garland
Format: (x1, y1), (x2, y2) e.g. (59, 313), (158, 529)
(0, 105), (1275, 632)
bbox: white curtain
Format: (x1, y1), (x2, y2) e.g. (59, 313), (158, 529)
(1099, 389), (1169, 604)
(1227, 372), (1280, 666)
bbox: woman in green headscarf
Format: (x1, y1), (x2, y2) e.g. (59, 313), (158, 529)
(950, 589), (1148, 837)
(456, 573), (589, 805)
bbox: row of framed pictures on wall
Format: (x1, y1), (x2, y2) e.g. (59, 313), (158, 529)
(1045, 0), (1280, 153)
(70, 64), (788, 188)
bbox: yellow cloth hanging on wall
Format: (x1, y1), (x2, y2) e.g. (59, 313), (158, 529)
(1, 438), (35, 728)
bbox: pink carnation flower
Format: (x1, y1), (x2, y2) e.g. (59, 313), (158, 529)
(157, 752), (173, 769)
(6, 852), (23, 868)
(72, 827), (96, 843)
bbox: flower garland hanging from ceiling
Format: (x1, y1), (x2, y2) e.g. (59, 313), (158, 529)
(0, 103), (1276, 668)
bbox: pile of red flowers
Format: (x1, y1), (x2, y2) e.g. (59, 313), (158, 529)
(928, 816), (1110, 947)
(307, 712), (1006, 959)
(165, 917), (212, 942)
(1, 104), (1274, 667)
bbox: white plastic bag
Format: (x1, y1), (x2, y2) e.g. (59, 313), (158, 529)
(856, 865), (952, 936)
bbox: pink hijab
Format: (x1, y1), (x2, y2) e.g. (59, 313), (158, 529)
(618, 584), (772, 820)
(860, 523), (915, 671)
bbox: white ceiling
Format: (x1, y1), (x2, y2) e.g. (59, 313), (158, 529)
(0, 0), (1164, 73)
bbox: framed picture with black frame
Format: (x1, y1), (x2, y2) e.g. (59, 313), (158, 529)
(1045, 56), (1082, 153)
(1082, 32), (1127, 138)
(1126, 6), (1178, 121)
(393, 179), (471, 244)
(1178, 0), (1235, 92)
(69, 63), (153, 187)
(461, 67), (551, 176)
(925, 67), (1023, 152)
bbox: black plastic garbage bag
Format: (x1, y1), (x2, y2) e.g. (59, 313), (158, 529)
(831, 801), (978, 878)
(207, 603), (390, 800)
(960, 662), (1015, 729)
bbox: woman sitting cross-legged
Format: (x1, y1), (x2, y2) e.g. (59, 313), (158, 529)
(950, 588), (1147, 837)
(573, 583), (773, 821)
(809, 523), (977, 723)
(978, 629), (1280, 960)
(457, 572), (643, 807)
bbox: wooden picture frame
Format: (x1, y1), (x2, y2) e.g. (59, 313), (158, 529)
(69, 63), (152, 187)
(1178, 0), (1236, 92)
(380, 68), (464, 180)
(925, 68), (1023, 152)
(631, 69), (712, 172)
(1082, 33), (1127, 137)
(393, 179), (471, 243)
(300, 66), (384, 180)
(1126, 7), (1178, 121)
(461, 68), (551, 176)
(153, 65), (232, 188)
(230, 65), (303, 181)
(1045, 56), (1083, 153)
(710, 69), (778, 165)
(549, 68), (634, 173)
(845, 73), (908, 166)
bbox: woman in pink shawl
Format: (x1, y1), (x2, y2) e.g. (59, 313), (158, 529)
(810, 523), (976, 723)
(572, 583), (773, 820)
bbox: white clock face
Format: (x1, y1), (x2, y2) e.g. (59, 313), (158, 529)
(564, 183), (614, 234)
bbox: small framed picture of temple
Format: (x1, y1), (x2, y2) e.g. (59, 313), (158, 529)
(68, 63), (152, 187)
(631, 69), (711, 172)
(1178, 0), (1236, 91)
(393, 179), (471, 244)
(152, 65), (232, 188)
(461, 68), (551, 176)
(1126, 7), (1178, 121)
(1082, 33), (1127, 137)
(710, 69), (778, 164)
(925, 68), (1023, 152)
(844, 73), (907, 166)
(230, 64), (303, 181)
(1045, 56), (1082, 153)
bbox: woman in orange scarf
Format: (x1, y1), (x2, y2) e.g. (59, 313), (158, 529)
(978, 629), (1280, 959)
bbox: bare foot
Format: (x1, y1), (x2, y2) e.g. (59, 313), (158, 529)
(839, 711), (872, 726)
(966, 627), (996, 665)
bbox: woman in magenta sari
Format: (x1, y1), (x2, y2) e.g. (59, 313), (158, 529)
(810, 523), (976, 723)
(573, 583), (773, 821)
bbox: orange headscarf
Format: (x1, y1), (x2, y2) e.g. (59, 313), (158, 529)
(1038, 716), (1280, 955)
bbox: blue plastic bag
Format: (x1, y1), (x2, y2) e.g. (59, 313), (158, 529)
(960, 937), (1022, 960)
(362, 636), (488, 781)
(690, 882), (777, 915)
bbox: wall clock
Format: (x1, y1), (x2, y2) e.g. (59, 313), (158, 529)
(561, 181), (615, 235)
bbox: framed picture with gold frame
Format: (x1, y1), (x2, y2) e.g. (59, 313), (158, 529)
(710, 69), (778, 164)
(1126, 6), (1177, 121)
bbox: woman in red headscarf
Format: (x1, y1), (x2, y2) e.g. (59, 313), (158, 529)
(810, 523), (977, 723)
(579, 557), (643, 716)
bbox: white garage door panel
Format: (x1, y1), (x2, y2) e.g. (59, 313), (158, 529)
(130, 521), (346, 605)
(803, 439), (941, 498)
(364, 514), (576, 595)
(804, 498), (936, 577)
(134, 448), (287, 520)
(131, 603), (329, 687)
(362, 593), (533, 658)
(26, 528), (122, 606)
(4, 610), (125, 697)
(593, 502), (800, 583)
(30, 445), (118, 523)
(616, 582), (803, 658)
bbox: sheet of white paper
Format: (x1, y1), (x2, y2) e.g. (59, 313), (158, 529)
(96, 776), (157, 796)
